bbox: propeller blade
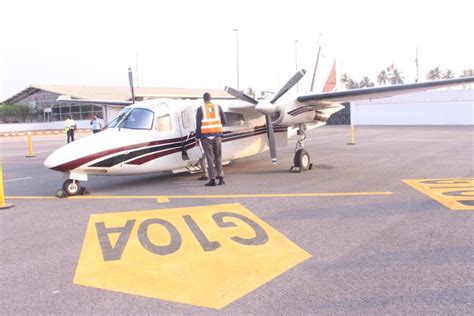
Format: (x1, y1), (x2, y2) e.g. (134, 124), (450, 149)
(270, 68), (307, 104)
(265, 114), (277, 164)
(224, 86), (258, 105)
(128, 67), (135, 104)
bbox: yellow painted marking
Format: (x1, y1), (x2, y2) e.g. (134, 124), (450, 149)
(156, 196), (170, 203)
(8, 191), (392, 202)
(403, 178), (474, 211)
(74, 203), (311, 309)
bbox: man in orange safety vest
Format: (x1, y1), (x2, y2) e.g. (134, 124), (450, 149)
(195, 92), (227, 186)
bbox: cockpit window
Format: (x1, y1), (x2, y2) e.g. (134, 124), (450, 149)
(119, 108), (155, 130)
(107, 108), (132, 128)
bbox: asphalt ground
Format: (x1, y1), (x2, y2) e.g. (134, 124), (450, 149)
(1, 126), (473, 314)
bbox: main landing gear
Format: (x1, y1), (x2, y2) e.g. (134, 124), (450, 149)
(290, 124), (313, 173)
(55, 179), (89, 198)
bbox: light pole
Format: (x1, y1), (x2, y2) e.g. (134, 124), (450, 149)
(294, 40), (299, 91)
(233, 29), (240, 90)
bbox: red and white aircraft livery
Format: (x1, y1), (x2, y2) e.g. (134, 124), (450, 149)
(44, 68), (474, 196)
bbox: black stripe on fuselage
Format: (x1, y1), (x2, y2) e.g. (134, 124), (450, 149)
(288, 106), (316, 116)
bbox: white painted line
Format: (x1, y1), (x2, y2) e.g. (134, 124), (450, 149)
(4, 177), (32, 182)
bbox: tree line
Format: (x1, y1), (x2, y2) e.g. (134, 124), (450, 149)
(341, 67), (474, 90)
(0, 103), (33, 123)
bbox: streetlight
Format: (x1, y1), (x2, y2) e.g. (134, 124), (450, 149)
(233, 29), (240, 90)
(294, 40), (299, 92)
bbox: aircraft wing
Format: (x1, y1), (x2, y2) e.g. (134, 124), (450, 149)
(56, 95), (133, 106)
(297, 77), (474, 105)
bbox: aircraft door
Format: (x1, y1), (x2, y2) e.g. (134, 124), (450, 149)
(178, 106), (201, 161)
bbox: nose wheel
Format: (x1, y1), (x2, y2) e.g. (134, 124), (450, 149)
(63, 179), (81, 195)
(55, 179), (88, 198)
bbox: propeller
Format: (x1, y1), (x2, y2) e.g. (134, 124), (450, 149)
(224, 86), (258, 105)
(224, 68), (307, 164)
(128, 67), (135, 104)
(271, 68), (307, 103)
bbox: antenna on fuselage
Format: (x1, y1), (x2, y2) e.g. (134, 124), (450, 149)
(128, 67), (135, 104)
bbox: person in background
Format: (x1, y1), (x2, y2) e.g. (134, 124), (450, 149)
(90, 115), (103, 134)
(195, 92), (226, 186)
(64, 115), (76, 143)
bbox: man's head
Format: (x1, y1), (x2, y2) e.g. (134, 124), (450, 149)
(203, 92), (211, 102)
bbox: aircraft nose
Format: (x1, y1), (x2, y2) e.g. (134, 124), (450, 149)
(44, 152), (56, 169)
(44, 148), (65, 170)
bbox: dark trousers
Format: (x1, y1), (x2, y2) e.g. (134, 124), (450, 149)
(202, 137), (223, 180)
(67, 129), (75, 143)
(93, 129), (101, 134)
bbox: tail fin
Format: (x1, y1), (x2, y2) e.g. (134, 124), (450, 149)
(323, 59), (337, 92)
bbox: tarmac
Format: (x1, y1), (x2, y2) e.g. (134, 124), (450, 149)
(1, 125), (473, 314)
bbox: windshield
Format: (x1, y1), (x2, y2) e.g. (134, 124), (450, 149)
(118, 108), (155, 130)
(107, 108), (132, 128)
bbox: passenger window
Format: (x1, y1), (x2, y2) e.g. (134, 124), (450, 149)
(181, 109), (193, 129)
(156, 114), (172, 131)
(224, 112), (245, 127)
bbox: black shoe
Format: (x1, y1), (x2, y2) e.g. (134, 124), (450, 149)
(205, 179), (216, 186)
(198, 176), (208, 181)
(217, 176), (225, 185)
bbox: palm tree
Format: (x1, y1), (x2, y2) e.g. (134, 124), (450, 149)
(442, 69), (455, 79)
(427, 67), (441, 80)
(460, 69), (474, 77)
(347, 79), (360, 89)
(389, 69), (404, 84)
(359, 77), (375, 88)
(377, 70), (389, 86)
(340, 73), (350, 87)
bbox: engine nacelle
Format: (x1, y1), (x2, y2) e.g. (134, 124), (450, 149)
(272, 102), (344, 126)
(272, 109), (320, 126)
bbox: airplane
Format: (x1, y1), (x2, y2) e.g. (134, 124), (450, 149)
(44, 67), (474, 197)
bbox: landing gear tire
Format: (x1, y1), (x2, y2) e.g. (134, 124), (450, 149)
(62, 179), (81, 196)
(294, 149), (311, 171)
(290, 149), (313, 172)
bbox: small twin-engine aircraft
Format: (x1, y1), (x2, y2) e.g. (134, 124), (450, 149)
(44, 67), (474, 196)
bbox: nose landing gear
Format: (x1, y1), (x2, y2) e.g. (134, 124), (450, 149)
(290, 124), (313, 173)
(63, 179), (81, 195)
(55, 179), (89, 198)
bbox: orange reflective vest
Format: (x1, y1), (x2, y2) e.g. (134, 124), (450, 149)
(200, 102), (223, 134)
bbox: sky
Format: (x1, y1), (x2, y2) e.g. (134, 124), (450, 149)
(1, 0), (473, 100)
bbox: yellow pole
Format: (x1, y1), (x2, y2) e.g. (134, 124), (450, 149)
(348, 124), (356, 145)
(26, 132), (35, 157)
(0, 160), (15, 209)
